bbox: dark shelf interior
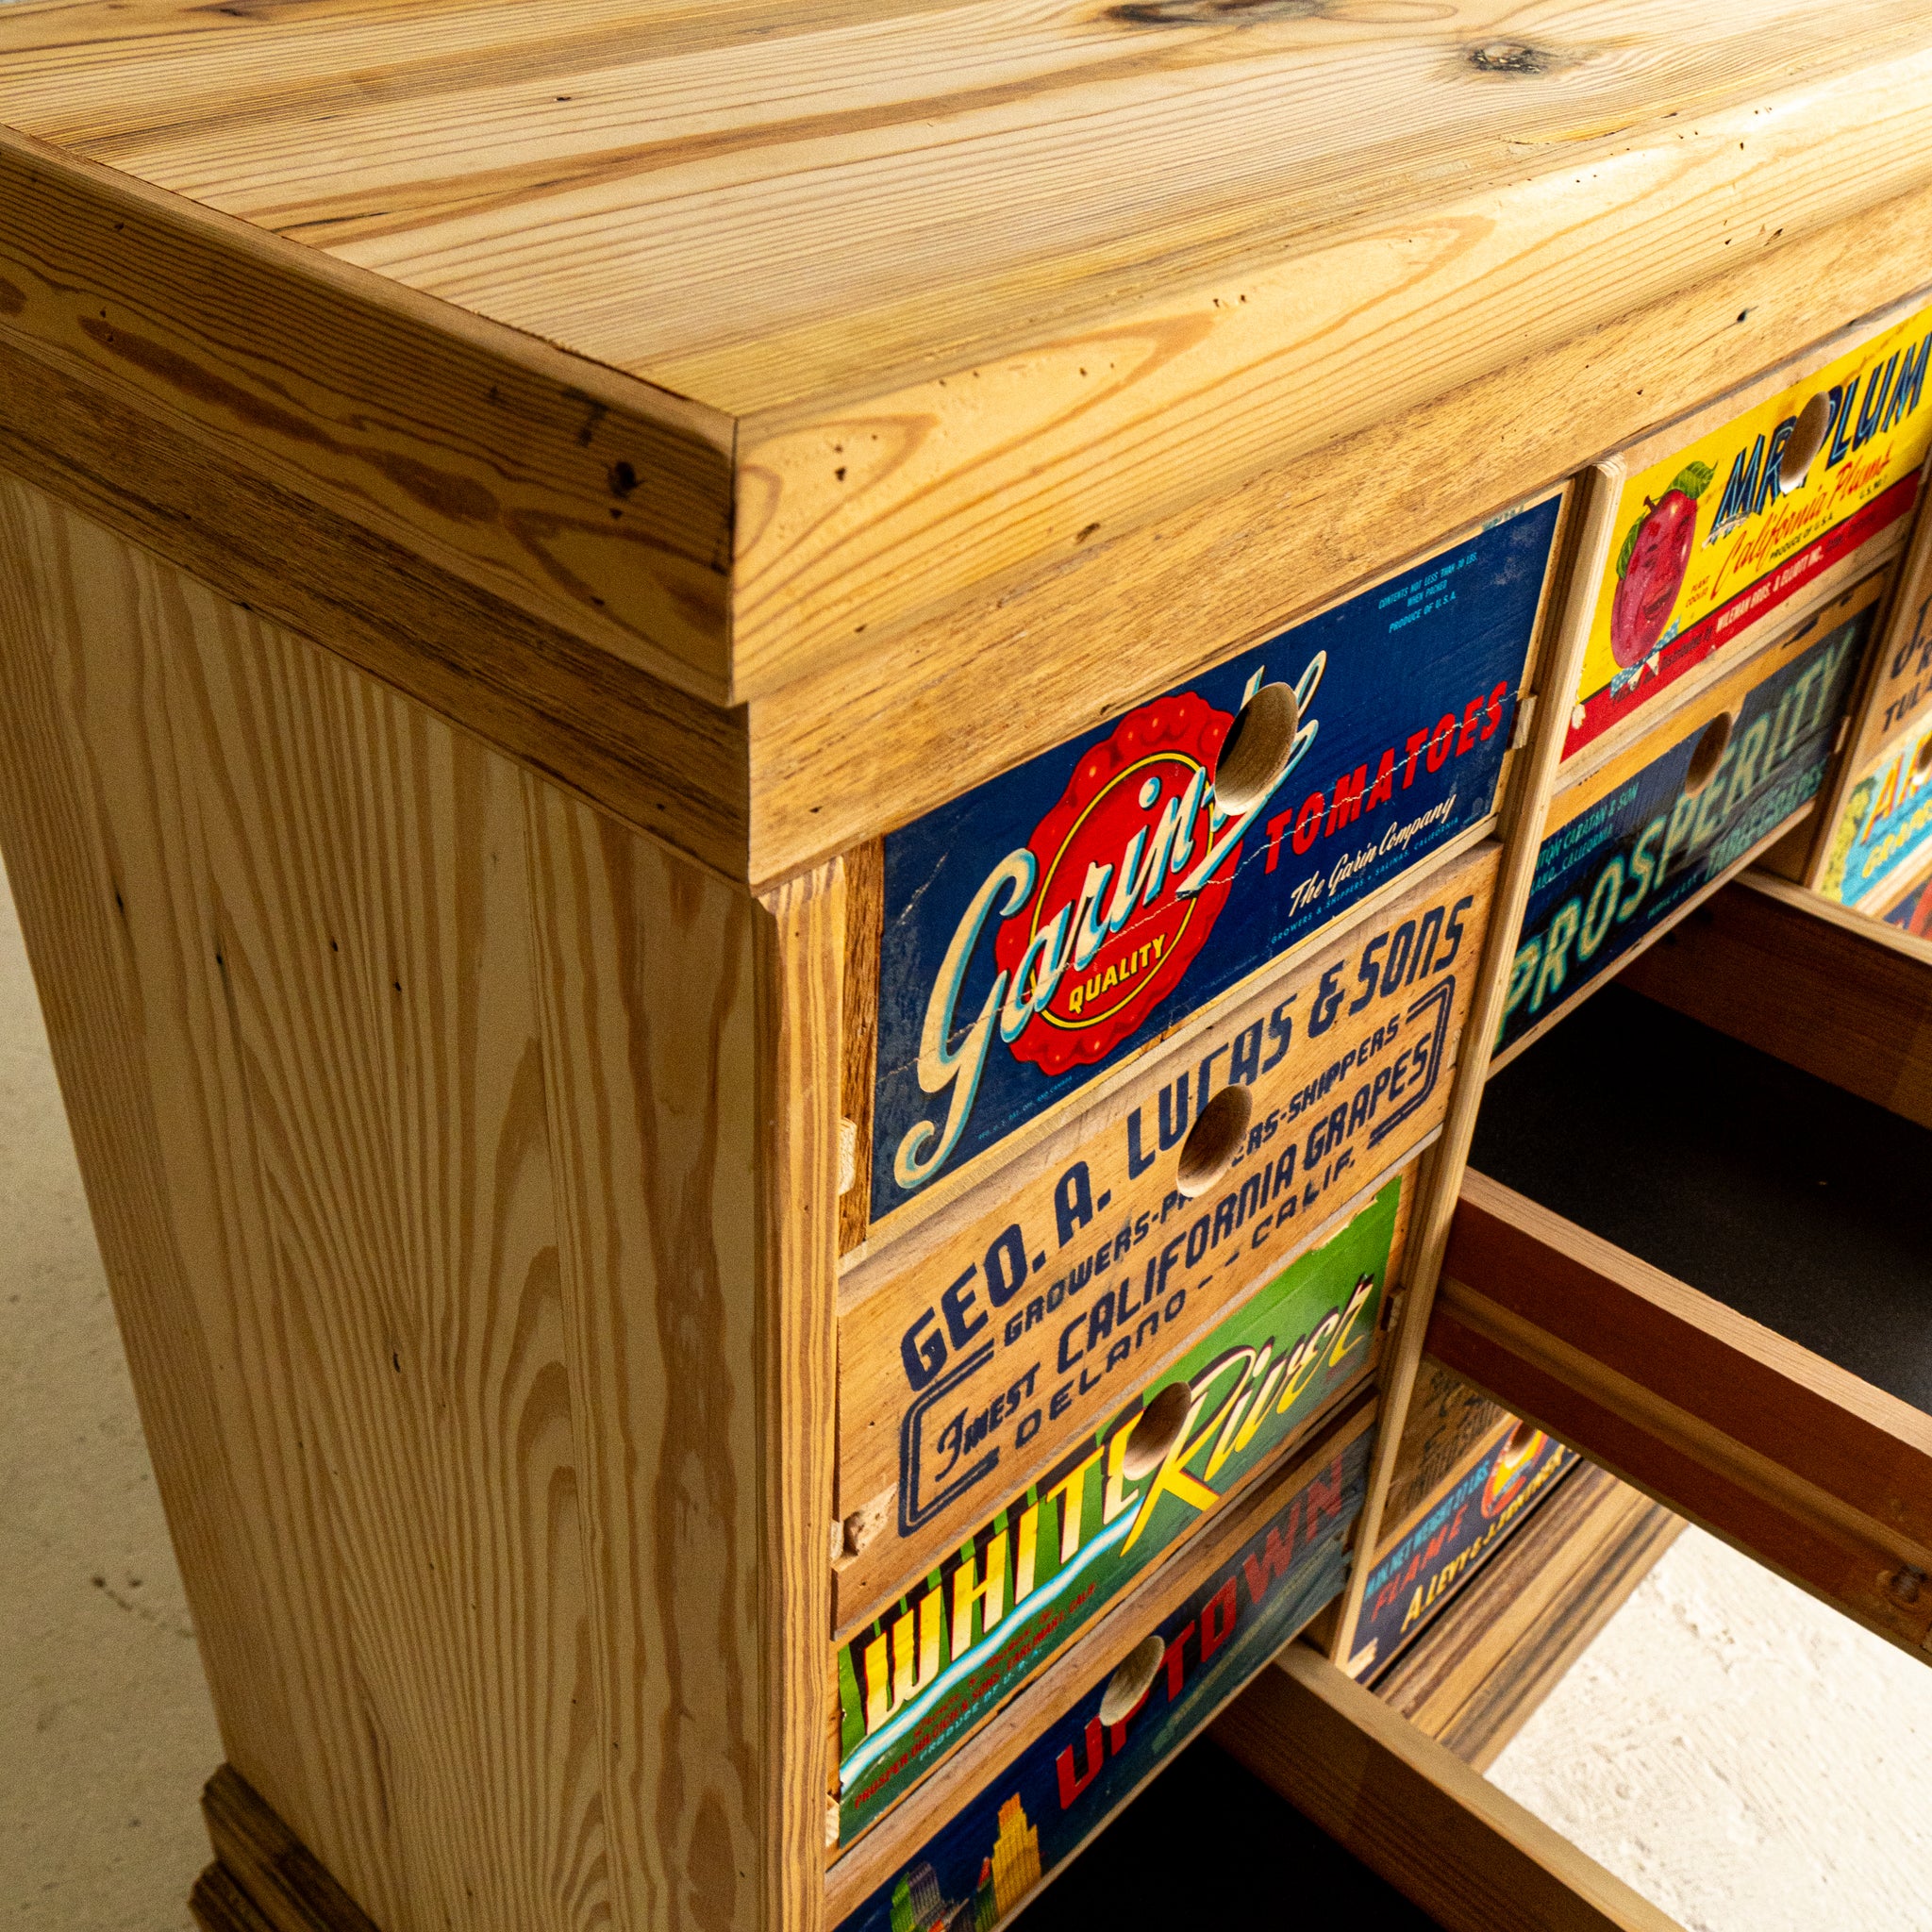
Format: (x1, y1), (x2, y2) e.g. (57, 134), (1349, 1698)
(1024, 1735), (1440, 1929)
(1472, 982), (1932, 1418)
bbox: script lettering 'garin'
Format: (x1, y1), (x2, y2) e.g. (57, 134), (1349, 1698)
(896, 662), (1322, 1191)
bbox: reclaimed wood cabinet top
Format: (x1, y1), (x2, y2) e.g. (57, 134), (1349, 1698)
(4, 0), (1932, 881)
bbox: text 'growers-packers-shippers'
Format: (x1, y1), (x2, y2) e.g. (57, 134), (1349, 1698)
(837, 848), (1495, 1606)
(831, 1181), (1404, 1845)
(865, 496), (1561, 1227)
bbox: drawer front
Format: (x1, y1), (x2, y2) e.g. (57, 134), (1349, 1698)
(1564, 296), (1932, 766)
(1499, 569), (1880, 1059)
(864, 492), (1561, 1232)
(1342, 1410), (1576, 1682)
(829, 1421), (1371, 1931)
(1815, 707), (1932, 909)
(840, 843), (1496, 1599)
(1847, 487), (1932, 771)
(832, 1171), (1407, 1842)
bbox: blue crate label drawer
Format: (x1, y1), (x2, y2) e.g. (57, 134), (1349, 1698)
(869, 494), (1562, 1223)
(1500, 567), (1881, 1057)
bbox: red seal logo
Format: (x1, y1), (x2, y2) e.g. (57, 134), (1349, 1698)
(993, 692), (1239, 1074)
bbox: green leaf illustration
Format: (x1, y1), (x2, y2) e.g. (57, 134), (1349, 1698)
(1668, 459), (1716, 502)
(1615, 512), (1646, 581)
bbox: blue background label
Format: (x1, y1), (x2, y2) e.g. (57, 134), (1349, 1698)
(873, 498), (1560, 1220)
(1501, 607), (1871, 1054)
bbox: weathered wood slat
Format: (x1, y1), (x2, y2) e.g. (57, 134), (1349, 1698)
(1431, 1170), (1932, 1657)
(6, 6), (1932, 708)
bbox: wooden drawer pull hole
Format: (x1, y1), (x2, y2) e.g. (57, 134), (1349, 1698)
(1176, 1082), (1254, 1197)
(1779, 391), (1832, 491)
(1214, 681), (1300, 814)
(1683, 710), (1735, 795)
(1119, 1380), (1192, 1481)
(1098, 1633), (1166, 1725)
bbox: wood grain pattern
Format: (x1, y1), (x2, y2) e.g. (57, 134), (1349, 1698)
(1324, 467), (1611, 1660)
(753, 864), (843, 1932)
(0, 472), (840, 1932)
(838, 841), (883, 1257)
(6, 7), (1932, 720)
(1213, 1645), (1684, 1932)
(11, 167), (1932, 884)
(0, 327), (749, 878)
(0, 127), (734, 698)
(1620, 874), (1932, 1125)
(1374, 1459), (1683, 1773)
(1432, 1169), (1932, 1657)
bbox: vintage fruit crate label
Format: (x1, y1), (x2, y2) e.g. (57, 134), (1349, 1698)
(1501, 575), (1878, 1056)
(868, 494), (1560, 1223)
(838, 846), (1494, 1601)
(1817, 708), (1932, 908)
(1852, 535), (1932, 764)
(833, 1175), (1402, 1840)
(1568, 304), (1932, 760)
(1881, 862), (1932, 939)
(1344, 1419), (1575, 1681)
(831, 1424), (1369, 1930)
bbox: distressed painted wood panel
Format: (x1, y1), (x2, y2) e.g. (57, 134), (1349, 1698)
(840, 845), (1497, 1607)
(1561, 296), (1932, 769)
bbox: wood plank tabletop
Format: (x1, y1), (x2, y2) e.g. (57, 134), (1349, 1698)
(7, 0), (1932, 711)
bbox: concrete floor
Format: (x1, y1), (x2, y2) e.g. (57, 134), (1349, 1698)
(3, 859), (1928, 1932)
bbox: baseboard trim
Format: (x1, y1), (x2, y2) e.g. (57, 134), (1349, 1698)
(187, 1767), (383, 1932)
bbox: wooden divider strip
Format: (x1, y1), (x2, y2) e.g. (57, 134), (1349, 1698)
(1214, 1645), (1684, 1932)
(1430, 1172), (1932, 1657)
(1621, 874), (1932, 1125)
(1324, 469), (1619, 1660)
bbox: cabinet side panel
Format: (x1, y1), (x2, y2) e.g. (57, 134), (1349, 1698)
(527, 790), (837, 1932)
(0, 472), (616, 1932)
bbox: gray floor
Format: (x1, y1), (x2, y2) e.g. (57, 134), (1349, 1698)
(0, 860), (219, 1929)
(3, 858), (1926, 1932)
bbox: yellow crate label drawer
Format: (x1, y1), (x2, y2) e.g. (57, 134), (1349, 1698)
(1567, 300), (1932, 762)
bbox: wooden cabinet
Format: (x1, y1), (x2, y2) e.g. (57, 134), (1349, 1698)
(3, 8), (1932, 1932)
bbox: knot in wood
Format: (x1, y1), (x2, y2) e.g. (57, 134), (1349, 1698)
(1469, 42), (1556, 74)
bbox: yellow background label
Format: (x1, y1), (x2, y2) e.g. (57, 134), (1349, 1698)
(1577, 307), (1932, 735)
